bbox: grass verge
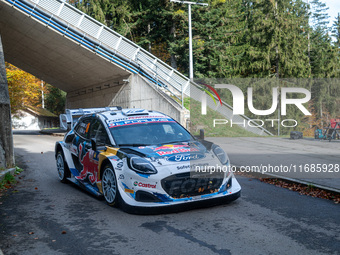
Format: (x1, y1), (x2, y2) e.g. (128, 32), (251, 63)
(0, 166), (23, 192)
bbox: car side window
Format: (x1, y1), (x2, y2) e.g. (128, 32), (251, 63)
(74, 117), (92, 139)
(89, 120), (110, 146)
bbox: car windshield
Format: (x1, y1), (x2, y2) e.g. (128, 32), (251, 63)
(109, 121), (192, 146)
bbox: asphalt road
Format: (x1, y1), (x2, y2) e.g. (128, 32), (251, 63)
(207, 137), (340, 191)
(0, 131), (339, 255)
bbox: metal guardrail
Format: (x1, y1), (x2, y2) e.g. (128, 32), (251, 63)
(1, 0), (273, 136)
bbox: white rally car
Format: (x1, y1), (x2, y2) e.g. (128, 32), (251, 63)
(55, 107), (241, 213)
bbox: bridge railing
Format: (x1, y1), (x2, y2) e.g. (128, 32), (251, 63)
(24, 0), (189, 100)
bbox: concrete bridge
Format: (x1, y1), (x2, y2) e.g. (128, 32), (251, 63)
(0, 0), (273, 130)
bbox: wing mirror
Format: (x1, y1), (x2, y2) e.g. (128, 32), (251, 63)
(199, 129), (205, 140)
(91, 138), (106, 151)
(91, 138), (97, 151)
(194, 129), (205, 140)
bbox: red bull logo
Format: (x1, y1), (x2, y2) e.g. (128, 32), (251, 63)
(75, 144), (99, 184)
(153, 144), (187, 151)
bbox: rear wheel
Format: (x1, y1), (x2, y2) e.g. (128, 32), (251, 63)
(102, 165), (119, 206)
(56, 151), (70, 183)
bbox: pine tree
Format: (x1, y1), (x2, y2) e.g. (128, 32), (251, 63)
(70, 0), (132, 37)
(332, 13), (340, 49)
(191, 0), (247, 78)
(241, 0), (310, 78)
(309, 0), (337, 78)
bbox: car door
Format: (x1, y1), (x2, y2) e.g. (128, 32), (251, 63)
(76, 118), (111, 186)
(71, 116), (95, 183)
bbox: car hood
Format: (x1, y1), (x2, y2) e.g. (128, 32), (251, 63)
(119, 140), (217, 166)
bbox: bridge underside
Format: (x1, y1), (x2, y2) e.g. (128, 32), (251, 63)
(0, 2), (130, 97)
(0, 0), (270, 134)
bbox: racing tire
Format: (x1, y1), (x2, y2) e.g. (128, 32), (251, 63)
(56, 151), (70, 183)
(102, 165), (120, 207)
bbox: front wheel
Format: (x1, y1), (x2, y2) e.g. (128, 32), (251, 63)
(56, 151), (70, 183)
(102, 165), (119, 206)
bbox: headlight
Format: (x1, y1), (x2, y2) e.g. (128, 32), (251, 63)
(129, 157), (158, 174)
(212, 145), (229, 165)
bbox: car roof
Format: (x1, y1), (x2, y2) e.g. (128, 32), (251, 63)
(97, 108), (171, 122)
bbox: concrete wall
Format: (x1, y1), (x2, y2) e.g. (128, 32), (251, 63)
(0, 34), (14, 168)
(111, 74), (188, 126)
(66, 80), (126, 109)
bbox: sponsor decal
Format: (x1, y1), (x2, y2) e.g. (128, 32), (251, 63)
(109, 118), (174, 128)
(133, 181), (156, 189)
(117, 162), (124, 169)
(75, 144), (99, 184)
(154, 144), (187, 151)
(176, 163), (209, 171)
(156, 147), (199, 156)
(125, 188), (134, 194)
(177, 165), (190, 170)
(106, 115), (167, 124)
(118, 174), (124, 180)
(167, 153), (206, 162)
(70, 145), (78, 154)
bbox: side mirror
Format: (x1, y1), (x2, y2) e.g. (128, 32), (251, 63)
(91, 138), (97, 151)
(65, 133), (75, 143)
(199, 129), (205, 140)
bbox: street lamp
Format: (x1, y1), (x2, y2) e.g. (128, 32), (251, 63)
(170, 0), (208, 81)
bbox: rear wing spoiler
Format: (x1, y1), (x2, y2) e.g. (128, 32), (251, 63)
(59, 107), (121, 130)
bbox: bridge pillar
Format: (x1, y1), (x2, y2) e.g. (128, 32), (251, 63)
(0, 34), (15, 168)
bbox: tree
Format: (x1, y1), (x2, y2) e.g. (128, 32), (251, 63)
(45, 84), (66, 116)
(309, 0), (338, 78)
(6, 63), (43, 115)
(240, 0), (310, 78)
(332, 13), (340, 47)
(71, 0), (132, 35)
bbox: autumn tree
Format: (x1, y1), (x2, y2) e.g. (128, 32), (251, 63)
(6, 63), (43, 115)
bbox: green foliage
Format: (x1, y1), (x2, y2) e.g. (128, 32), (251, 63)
(45, 84), (66, 116)
(332, 13), (340, 48)
(69, 0), (339, 80)
(0, 173), (15, 191)
(15, 166), (24, 175)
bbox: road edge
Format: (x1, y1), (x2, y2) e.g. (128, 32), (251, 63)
(233, 165), (340, 194)
(0, 168), (15, 182)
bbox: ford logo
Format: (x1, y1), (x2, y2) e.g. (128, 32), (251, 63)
(166, 153), (205, 162)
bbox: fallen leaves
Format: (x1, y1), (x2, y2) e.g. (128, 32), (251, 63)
(260, 178), (340, 204)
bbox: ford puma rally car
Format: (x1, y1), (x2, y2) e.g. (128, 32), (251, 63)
(55, 107), (241, 213)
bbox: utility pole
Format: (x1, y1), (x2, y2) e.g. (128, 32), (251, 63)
(307, 0), (311, 65)
(41, 80), (45, 108)
(170, 0), (208, 81)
